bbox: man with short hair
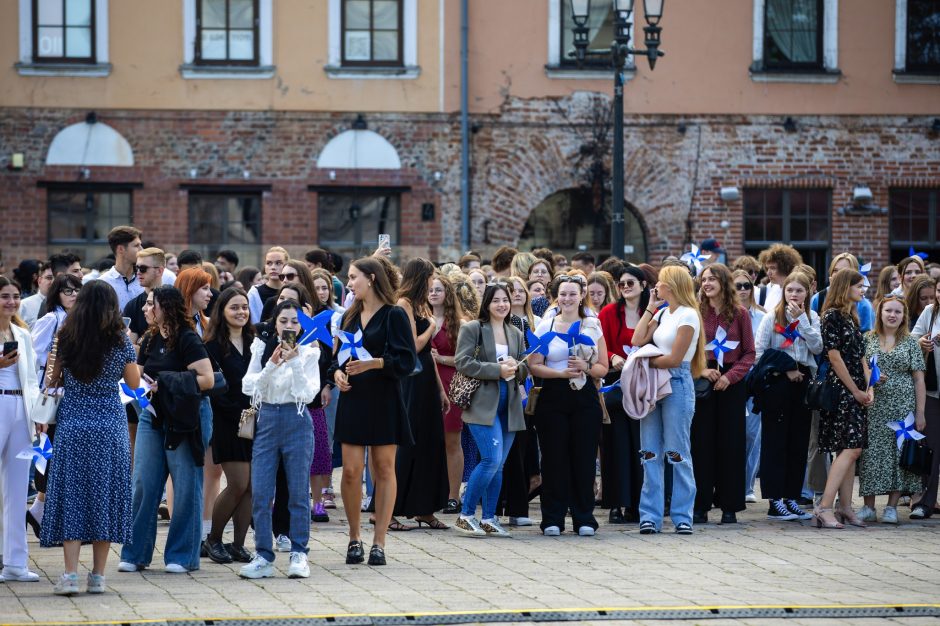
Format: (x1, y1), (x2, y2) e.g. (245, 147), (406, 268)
(98, 226), (145, 311)
(125, 248), (167, 346)
(215, 249), (239, 274)
(19, 262), (53, 328)
(48, 253), (83, 279)
(457, 254), (481, 271)
(248, 246), (289, 323)
(177, 249), (203, 272)
(570, 251), (596, 275)
(491, 246), (518, 278)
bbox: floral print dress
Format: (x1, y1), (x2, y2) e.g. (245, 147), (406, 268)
(859, 334), (925, 495)
(820, 309), (868, 452)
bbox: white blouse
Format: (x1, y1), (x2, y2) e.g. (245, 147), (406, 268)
(242, 337), (321, 413)
(754, 310), (823, 375)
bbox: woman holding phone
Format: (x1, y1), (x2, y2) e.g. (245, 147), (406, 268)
(239, 299), (320, 579)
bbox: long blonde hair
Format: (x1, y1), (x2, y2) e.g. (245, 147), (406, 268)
(657, 265), (706, 377)
(506, 275), (536, 329)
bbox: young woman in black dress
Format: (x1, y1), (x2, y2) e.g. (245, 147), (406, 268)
(203, 287), (255, 564)
(331, 257), (417, 566)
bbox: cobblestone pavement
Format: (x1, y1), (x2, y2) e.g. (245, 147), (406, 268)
(2, 488), (939, 624)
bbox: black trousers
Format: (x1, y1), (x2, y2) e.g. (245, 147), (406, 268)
(600, 397), (642, 513)
(497, 419), (529, 517)
(759, 370), (811, 500)
(691, 377), (747, 513)
(915, 395), (940, 513)
(535, 379), (602, 531)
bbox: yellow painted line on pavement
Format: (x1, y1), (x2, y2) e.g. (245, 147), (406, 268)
(6, 603), (940, 626)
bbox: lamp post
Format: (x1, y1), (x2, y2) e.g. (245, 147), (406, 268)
(569, 0), (664, 260)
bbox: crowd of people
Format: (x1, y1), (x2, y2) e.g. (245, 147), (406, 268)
(0, 227), (938, 594)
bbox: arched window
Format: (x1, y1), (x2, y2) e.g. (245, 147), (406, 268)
(518, 188), (647, 262)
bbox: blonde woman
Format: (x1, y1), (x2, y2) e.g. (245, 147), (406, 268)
(507, 275), (538, 332)
(631, 266), (706, 534)
(467, 268), (487, 300)
(510, 252), (539, 280)
(453, 274), (481, 317)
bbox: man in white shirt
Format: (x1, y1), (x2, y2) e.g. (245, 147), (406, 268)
(19, 263), (52, 328)
(98, 226), (144, 312)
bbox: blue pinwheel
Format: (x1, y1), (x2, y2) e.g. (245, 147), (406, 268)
(705, 326), (739, 368)
(887, 412), (925, 450)
(599, 382), (620, 394)
(909, 246), (929, 261)
(775, 320), (802, 349)
(298, 309), (335, 346)
(523, 329), (557, 358)
(120, 381), (151, 409)
(337, 329), (373, 366)
(868, 354), (881, 387)
(16, 433), (53, 475)
(680, 244), (711, 276)
(558, 319), (595, 350)
(521, 377), (534, 409)
(859, 261), (872, 288)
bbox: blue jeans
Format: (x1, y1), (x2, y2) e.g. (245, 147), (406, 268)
(745, 397), (761, 496)
(639, 364), (696, 530)
(462, 381), (515, 520)
(121, 408), (204, 570)
(251, 402), (314, 562)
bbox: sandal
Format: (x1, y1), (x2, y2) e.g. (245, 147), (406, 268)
(813, 507), (845, 529)
(387, 518), (414, 532)
(414, 516), (449, 530)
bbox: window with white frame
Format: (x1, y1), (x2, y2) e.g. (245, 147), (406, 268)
(896, 0), (940, 75)
(546, 0), (635, 74)
(181, 0), (273, 76)
(326, 0), (417, 76)
(751, 0), (838, 80)
(17, 0), (109, 74)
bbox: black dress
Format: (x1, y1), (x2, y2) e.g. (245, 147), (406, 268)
(205, 337), (252, 463)
(820, 308), (868, 451)
(330, 304), (417, 445)
(394, 316), (449, 517)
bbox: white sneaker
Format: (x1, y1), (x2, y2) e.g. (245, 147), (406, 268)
(117, 561), (138, 572)
(288, 552), (310, 578)
(164, 563), (187, 574)
(910, 505), (927, 520)
(86, 572), (106, 594)
(745, 493), (758, 503)
(1, 566), (39, 582)
(480, 518), (511, 537)
(856, 505), (877, 523)
(239, 555), (274, 579)
(53, 573), (79, 595)
(542, 525), (561, 536)
(454, 516), (486, 537)
(508, 516), (532, 526)
(275, 534), (291, 552)
(881, 506), (899, 525)
(578, 526), (596, 537)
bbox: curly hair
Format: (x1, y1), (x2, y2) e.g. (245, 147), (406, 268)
(757, 244), (803, 278)
(57, 281), (126, 383)
(452, 274), (480, 318)
(143, 286), (194, 354)
(699, 264), (739, 325)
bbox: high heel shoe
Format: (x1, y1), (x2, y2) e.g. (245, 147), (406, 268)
(812, 507), (844, 529)
(835, 507), (867, 528)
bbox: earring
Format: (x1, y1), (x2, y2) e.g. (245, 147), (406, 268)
(368, 282), (373, 288)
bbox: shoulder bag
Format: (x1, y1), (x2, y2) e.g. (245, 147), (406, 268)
(237, 402), (258, 440)
(899, 439), (933, 476)
(448, 326), (484, 410)
(804, 376), (836, 412)
(33, 336), (62, 425)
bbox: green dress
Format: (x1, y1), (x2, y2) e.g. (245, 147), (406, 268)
(859, 334), (925, 496)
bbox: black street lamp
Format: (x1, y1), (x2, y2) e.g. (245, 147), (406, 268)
(569, 0), (664, 259)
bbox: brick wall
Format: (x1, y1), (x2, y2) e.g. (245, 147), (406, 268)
(1, 100), (938, 275)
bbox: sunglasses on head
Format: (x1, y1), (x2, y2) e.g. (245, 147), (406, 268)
(278, 272), (299, 282)
(556, 275), (586, 286)
(734, 282), (753, 291)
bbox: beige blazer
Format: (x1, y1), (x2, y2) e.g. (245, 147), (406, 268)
(454, 319), (529, 432)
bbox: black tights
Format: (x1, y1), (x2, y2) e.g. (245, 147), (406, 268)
(208, 461), (252, 547)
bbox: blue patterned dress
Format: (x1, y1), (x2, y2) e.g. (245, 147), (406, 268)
(40, 336), (137, 546)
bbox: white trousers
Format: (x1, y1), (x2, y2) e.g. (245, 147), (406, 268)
(0, 395), (31, 568)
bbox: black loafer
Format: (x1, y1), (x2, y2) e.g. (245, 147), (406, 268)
(442, 499), (460, 514)
(25, 511), (41, 539)
(608, 508), (626, 524)
(721, 511), (737, 524)
(224, 543), (253, 563)
(346, 540), (364, 565)
(205, 539), (233, 564)
(368, 544), (386, 566)
(200, 541), (208, 558)
(692, 511), (708, 525)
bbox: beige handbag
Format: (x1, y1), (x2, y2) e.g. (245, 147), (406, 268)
(33, 336), (62, 425)
(237, 404), (258, 440)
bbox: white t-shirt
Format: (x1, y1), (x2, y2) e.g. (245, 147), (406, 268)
(652, 305), (701, 363)
(534, 316), (602, 372)
(761, 283), (783, 312)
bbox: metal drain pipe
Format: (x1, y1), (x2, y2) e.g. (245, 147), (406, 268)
(459, 0), (470, 252)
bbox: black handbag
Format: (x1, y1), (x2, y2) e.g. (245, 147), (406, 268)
(694, 377), (713, 400)
(804, 377), (836, 412)
(899, 439), (934, 476)
(926, 351), (937, 393)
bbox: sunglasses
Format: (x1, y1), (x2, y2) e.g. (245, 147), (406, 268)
(734, 282), (753, 291)
(618, 279), (639, 288)
(556, 276), (586, 286)
(60, 288), (80, 296)
(135, 264), (158, 274)
(278, 273), (299, 282)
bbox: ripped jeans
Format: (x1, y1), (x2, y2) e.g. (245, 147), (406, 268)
(638, 363), (696, 530)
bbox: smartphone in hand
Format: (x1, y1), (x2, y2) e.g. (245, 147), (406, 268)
(378, 233), (391, 252)
(2, 341), (18, 355)
(281, 329), (297, 349)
